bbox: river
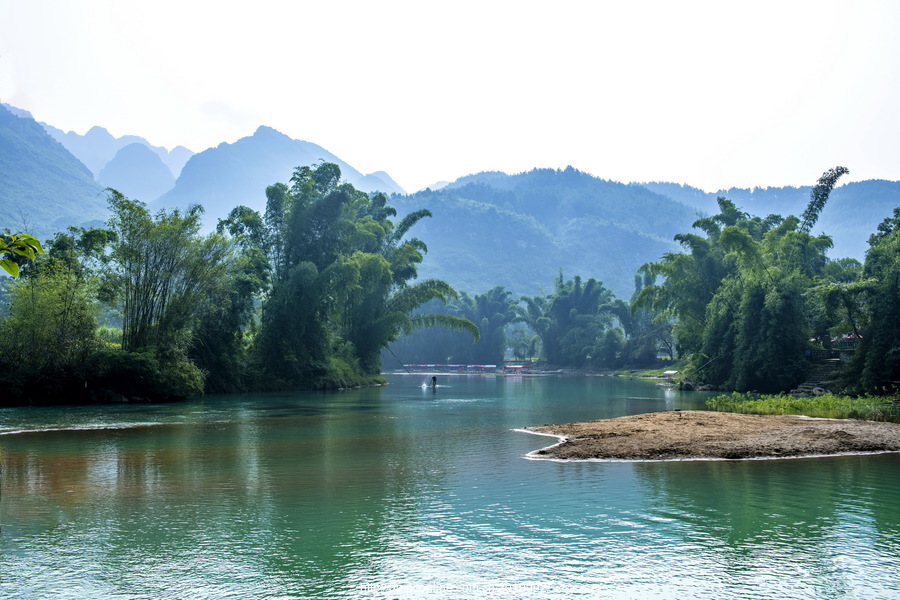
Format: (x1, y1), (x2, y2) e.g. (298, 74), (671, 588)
(2, 374), (899, 599)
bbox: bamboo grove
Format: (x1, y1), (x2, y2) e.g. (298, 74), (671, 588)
(0, 163), (478, 403)
(634, 167), (900, 395)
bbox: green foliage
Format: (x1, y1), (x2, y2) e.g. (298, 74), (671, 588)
(387, 287), (510, 366)
(105, 190), (231, 354)
(253, 163), (476, 387)
(0, 260), (100, 381)
(0, 233), (45, 277)
(800, 166), (849, 233)
(843, 207), (900, 394)
(636, 168), (856, 392)
(706, 391), (895, 421)
(0, 222), (207, 404)
(92, 347), (205, 401)
(612, 271), (674, 366)
(516, 273), (620, 368)
(188, 245), (269, 393)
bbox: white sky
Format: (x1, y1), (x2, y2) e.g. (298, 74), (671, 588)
(1, 0), (899, 193)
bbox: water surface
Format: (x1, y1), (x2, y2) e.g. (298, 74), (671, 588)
(2, 374), (898, 599)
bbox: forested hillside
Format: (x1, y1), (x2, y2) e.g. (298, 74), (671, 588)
(391, 167), (698, 298)
(0, 105), (106, 240)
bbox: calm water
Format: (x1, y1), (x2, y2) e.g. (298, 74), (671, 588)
(2, 374), (899, 599)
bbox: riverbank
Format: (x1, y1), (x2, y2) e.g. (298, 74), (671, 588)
(524, 410), (900, 461)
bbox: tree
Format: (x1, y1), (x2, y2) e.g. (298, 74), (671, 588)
(844, 208), (900, 393)
(517, 273), (618, 367)
(634, 168), (849, 392)
(255, 163), (476, 387)
(106, 191), (231, 353)
(800, 166), (849, 233)
(0, 232), (103, 403)
(614, 271), (674, 366)
(0, 260), (99, 384)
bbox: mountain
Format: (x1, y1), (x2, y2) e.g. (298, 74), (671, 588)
(390, 167), (699, 299)
(161, 145), (194, 178)
(35, 119), (194, 180)
(0, 105), (107, 240)
(641, 180), (900, 259)
(4, 101), (896, 287)
(98, 143), (176, 201)
(2, 102), (196, 200)
(153, 126), (406, 227)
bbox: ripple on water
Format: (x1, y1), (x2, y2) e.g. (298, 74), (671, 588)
(3, 380), (900, 599)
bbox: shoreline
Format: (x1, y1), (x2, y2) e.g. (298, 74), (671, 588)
(520, 410), (900, 462)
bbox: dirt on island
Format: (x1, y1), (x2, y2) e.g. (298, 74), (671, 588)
(524, 410), (900, 461)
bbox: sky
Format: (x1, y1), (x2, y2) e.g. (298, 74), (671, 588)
(1, 0), (899, 193)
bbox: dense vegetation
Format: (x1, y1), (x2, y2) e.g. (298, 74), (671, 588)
(392, 166), (900, 401)
(388, 271), (672, 371)
(2, 155), (899, 405)
(389, 167), (695, 299)
(0, 163), (476, 404)
(636, 167), (900, 395)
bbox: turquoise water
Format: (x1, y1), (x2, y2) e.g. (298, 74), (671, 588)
(2, 374), (899, 599)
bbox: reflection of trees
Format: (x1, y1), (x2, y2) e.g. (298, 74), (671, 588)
(633, 455), (900, 566)
(0, 388), (429, 596)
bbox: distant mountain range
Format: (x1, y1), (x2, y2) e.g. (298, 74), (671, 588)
(642, 179), (900, 259)
(1, 102), (897, 299)
(3, 102), (193, 183)
(0, 103), (405, 238)
(389, 168), (698, 298)
(152, 125), (406, 227)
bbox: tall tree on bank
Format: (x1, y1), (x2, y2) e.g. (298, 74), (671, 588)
(250, 163), (476, 388)
(102, 191), (232, 398)
(635, 167), (849, 392)
(106, 191), (231, 354)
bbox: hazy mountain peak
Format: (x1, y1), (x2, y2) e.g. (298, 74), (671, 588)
(365, 170), (406, 195)
(1, 103), (34, 120)
(84, 125), (115, 142)
(155, 126), (404, 227)
(253, 125), (289, 138)
(98, 143), (175, 202)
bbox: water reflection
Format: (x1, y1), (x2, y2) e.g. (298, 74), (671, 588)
(631, 454), (900, 597)
(2, 377), (899, 599)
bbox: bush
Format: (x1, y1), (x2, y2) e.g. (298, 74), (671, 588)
(92, 348), (205, 401)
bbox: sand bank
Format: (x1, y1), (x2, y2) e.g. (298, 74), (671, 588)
(524, 410), (900, 461)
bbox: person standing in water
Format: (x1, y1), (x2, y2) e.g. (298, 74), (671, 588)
(431, 375), (437, 388)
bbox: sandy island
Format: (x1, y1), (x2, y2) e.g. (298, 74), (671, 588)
(524, 410), (900, 461)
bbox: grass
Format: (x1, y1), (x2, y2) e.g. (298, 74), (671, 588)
(614, 361), (685, 378)
(706, 392), (899, 421)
